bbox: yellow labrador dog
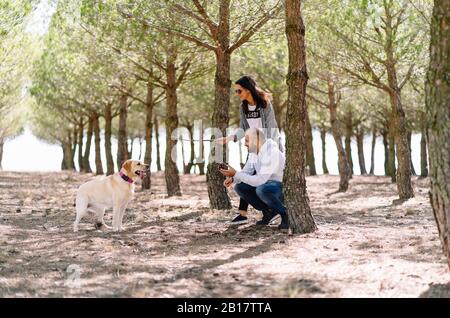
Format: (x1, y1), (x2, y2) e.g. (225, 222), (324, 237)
(73, 159), (149, 232)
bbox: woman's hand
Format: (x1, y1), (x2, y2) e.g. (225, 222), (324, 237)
(215, 135), (233, 145)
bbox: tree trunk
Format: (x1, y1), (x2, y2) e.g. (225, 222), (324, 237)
(77, 119), (84, 172)
(142, 81), (154, 190)
(407, 131), (417, 175)
(305, 110), (316, 176)
(83, 116), (93, 173)
(388, 90), (413, 198)
(104, 103), (114, 175)
(388, 131), (397, 182)
(272, 93), (283, 130)
(425, 0), (450, 269)
(128, 138), (133, 159)
(71, 128), (77, 170)
(138, 138), (143, 161)
(383, 4), (414, 199)
(92, 113), (103, 175)
(356, 126), (367, 175)
(61, 143), (68, 170)
(283, 0), (317, 234)
(369, 127), (376, 175)
(198, 139), (206, 175)
(381, 129), (389, 176)
(62, 133), (75, 171)
(181, 137), (188, 174)
(164, 43), (182, 197)
(154, 114), (162, 172)
(117, 94), (129, 169)
(206, 1), (232, 210)
(420, 129), (428, 178)
(320, 126), (329, 174)
(328, 82), (350, 192)
(184, 124), (195, 174)
(344, 110), (354, 177)
(0, 138), (4, 170)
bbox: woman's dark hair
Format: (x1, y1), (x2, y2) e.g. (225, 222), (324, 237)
(235, 75), (272, 114)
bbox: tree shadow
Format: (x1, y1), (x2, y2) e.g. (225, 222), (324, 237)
(419, 283), (450, 298)
(154, 228), (287, 285)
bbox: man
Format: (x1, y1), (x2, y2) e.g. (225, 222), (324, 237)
(219, 128), (288, 230)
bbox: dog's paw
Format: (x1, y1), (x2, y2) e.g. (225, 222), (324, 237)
(95, 222), (104, 230)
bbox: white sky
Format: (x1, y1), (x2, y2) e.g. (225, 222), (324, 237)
(25, 0), (57, 36)
(2, 126), (424, 176)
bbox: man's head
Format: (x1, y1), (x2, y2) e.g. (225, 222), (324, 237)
(244, 128), (266, 153)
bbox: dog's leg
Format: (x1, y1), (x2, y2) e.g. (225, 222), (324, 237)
(118, 204), (129, 232)
(94, 207), (110, 230)
(112, 204), (125, 232)
(74, 195), (88, 232)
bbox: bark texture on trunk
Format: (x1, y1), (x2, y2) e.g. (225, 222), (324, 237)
(425, 0), (450, 269)
(407, 131), (417, 175)
(420, 130), (428, 178)
(77, 119), (84, 172)
(320, 126), (329, 174)
(382, 129), (389, 176)
(305, 110), (316, 176)
(206, 0), (232, 210)
(0, 138), (3, 171)
(142, 81), (154, 190)
(356, 126), (367, 175)
(104, 103), (114, 175)
(369, 127), (376, 175)
(328, 82), (350, 192)
(154, 115), (162, 172)
(117, 94), (129, 170)
(389, 90), (412, 196)
(284, 0), (317, 233)
(164, 43), (182, 197)
(344, 111), (354, 177)
(82, 116), (93, 173)
(92, 113), (103, 175)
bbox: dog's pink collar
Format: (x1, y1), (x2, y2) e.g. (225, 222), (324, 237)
(119, 171), (134, 184)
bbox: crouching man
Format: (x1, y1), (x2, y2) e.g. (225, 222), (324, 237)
(219, 128), (288, 230)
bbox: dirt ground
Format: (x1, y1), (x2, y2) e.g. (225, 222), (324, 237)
(0, 171), (449, 297)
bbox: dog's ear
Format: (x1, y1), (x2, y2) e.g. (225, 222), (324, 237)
(122, 160), (132, 174)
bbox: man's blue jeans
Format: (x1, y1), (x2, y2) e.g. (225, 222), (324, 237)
(234, 181), (286, 215)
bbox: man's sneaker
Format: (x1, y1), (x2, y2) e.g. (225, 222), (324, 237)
(256, 209), (279, 226)
(269, 213), (281, 225)
(228, 214), (248, 225)
(278, 214), (289, 230)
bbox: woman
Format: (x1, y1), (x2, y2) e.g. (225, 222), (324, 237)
(216, 75), (283, 225)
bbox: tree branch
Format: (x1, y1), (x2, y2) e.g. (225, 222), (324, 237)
(117, 7), (216, 51)
(228, 2), (283, 53)
(399, 64), (414, 90)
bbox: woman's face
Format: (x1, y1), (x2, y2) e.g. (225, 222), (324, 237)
(234, 84), (251, 102)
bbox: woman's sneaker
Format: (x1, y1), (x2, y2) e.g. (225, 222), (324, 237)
(229, 214), (248, 225)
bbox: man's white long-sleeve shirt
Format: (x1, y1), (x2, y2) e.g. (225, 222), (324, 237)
(233, 139), (285, 187)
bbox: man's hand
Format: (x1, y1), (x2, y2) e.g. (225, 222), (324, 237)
(223, 177), (233, 188)
(215, 135), (233, 145)
(219, 165), (236, 177)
